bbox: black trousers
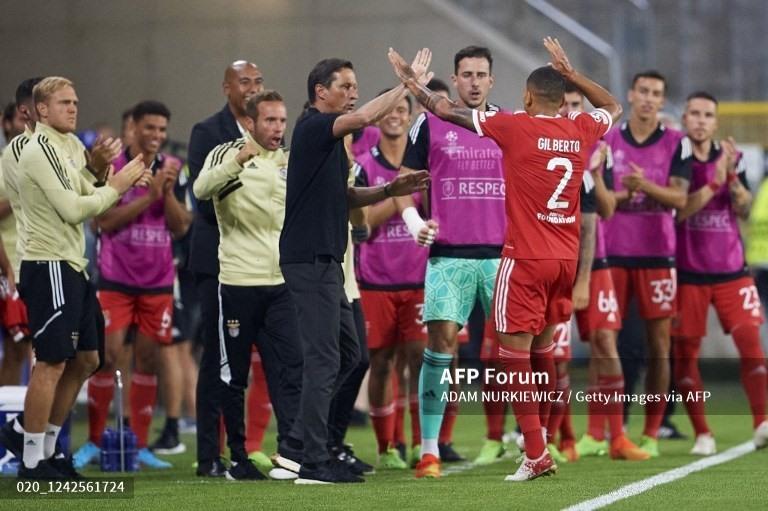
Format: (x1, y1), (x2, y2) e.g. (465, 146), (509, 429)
(218, 283), (303, 463)
(194, 273), (222, 464)
(327, 298), (369, 448)
(281, 257), (361, 465)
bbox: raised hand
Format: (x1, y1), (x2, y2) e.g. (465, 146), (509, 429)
(543, 36), (575, 79)
(409, 48), (433, 85)
(622, 162), (646, 192)
(235, 137), (261, 166)
(161, 158), (181, 194)
(108, 155), (147, 194)
(388, 48), (418, 83)
(387, 169), (430, 197)
(588, 141), (609, 173)
(89, 135), (123, 174)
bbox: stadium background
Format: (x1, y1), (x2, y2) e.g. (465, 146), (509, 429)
(1, 1), (768, 508)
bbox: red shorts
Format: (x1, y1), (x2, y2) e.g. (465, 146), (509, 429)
(360, 289), (427, 350)
(575, 268), (622, 339)
(610, 267), (677, 320)
(493, 257), (577, 335)
(98, 290), (174, 343)
(552, 320), (572, 363)
(0, 286), (30, 342)
(672, 276), (764, 338)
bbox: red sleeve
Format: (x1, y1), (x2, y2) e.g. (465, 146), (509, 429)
(472, 109), (515, 147)
(568, 108), (612, 147)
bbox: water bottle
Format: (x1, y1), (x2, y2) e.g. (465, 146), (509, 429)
(123, 427), (139, 472)
(100, 428), (118, 472)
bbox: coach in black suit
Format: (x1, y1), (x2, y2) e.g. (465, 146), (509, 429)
(187, 60), (264, 477)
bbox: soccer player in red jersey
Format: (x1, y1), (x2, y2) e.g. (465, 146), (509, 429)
(673, 92), (768, 454)
(388, 37), (622, 481)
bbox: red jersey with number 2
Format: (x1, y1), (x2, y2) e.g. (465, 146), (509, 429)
(472, 109), (612, 260)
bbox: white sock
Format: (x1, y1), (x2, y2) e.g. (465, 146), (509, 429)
(23, 432), (45, 469)
(44, 423), (62, 459)
(13, 417), (25, 434)
(422, 438), (439, 458)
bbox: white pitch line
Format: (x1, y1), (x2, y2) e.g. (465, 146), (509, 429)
(562, 441), (756, 511)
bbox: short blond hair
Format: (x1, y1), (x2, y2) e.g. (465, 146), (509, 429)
(33, 76), (74, 105)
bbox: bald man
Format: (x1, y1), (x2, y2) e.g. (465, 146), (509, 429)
(187, 61), (264, 477)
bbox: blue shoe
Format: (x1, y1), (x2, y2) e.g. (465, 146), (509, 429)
(137, 448), (172, 469)
(72, 441), (101, 469)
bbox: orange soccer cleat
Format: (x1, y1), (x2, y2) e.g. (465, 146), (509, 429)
(610, 435), (651, 461)
(414, 453), (441, 479)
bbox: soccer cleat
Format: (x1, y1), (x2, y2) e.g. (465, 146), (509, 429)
(559, 439), (579, 462)
(49, 454), (85, 479)
(225, 459), (266, 481)
(295, 460), (364, 484)
(72, 441), (101, 469)
(150, 429), (186, 455)
(268, 468), (299, 480)
(658, 420), (687, 440)
(575, 434), (608, 457)
(334, 445), (375, 476)
(196, 457), (227, 477)
(753, 421), (768, 449)
(18, 459), (65, 479)
(610, 436), (651, 461)
(504, 451), (557, 482)
(408, 444), (421, 468)
(0, 419), (23, 459)
(274, 453), (301, 474)
(690, 433), (717, 456)
(248, 451), (274, 473)
(137, 447), (172, 469)
(378, 448), (407, 469)
(546, 443), (568, 464)
(438, 442), (465, 462)
(178, 418), (197, 435)
(638, 435), (660, 458)
(473, 439), (505, 466)
(414, 453), (441, 479)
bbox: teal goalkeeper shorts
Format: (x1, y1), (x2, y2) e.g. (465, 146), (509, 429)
(423, 257), (501, 325)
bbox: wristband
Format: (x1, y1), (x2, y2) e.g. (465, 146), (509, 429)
(707, 181), (721, 193)
(402, 207), (429, 243)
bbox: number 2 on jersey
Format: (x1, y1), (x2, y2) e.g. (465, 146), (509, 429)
(546, 157), (574, 210)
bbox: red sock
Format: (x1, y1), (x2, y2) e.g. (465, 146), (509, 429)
(409, 395), (421, 446)
(87, 371), (114, 445)
(439, 401), (459, 444)
(130, 372), (157, 448)
(482, 377), (507, 441)
(369, 402), (395, 454)
(531, 343), (556, 427)
(245, 354), (272, 453)
(499, 345), (544, 458)
(598, 374), (626, 440)
(546, 372), (569, 443)
(586, 386), (606, 440)
(559, 401), (575, 443)
(643, 397), (667, 439)
(219, 415), (226, 455)
(732, 324), (768, 428)
(672, 337), (709, 435)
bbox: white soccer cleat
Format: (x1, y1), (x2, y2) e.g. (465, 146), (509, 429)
(504, 451), (557, 482)
(690, 433), (716, 456)
(754, 421), (768, 449)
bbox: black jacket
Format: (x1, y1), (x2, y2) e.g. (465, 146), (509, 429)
(187, 104), (242, 276)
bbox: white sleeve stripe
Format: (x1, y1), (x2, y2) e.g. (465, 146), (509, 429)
(568, 111), (581, 120)
(592, 108), (613, 132)
(409, 113), (427, 145)
(472, 109), (485, 137)
(680, 136), (693, 159)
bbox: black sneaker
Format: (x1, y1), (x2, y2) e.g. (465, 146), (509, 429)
(225, 459), (266, 481)
(150, 429), (186, 455)
(332, 445), (374, 476)
(658, 420), (687, 440)
(295, 460), (364, 484)
(438, 442), (465, 462)
(196, 457), (227, 477)
(18, 459), (65, 479)
(0, 419), (23, 459)
(49, 454), (84, 479)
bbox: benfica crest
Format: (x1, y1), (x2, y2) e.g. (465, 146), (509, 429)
(227, 319), (240, 338)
